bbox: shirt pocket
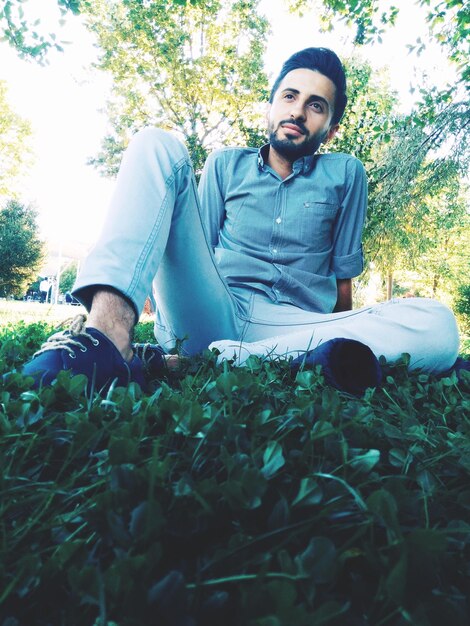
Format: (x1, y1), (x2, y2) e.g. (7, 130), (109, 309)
(300, 201), (339, 252)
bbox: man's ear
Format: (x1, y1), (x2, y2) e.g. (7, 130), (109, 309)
(324, 124), (339, 143)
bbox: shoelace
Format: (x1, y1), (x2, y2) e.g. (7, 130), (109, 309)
(133, 343), (168, 373)
(133, 343), (182, 373)
(134, 342), (163, 364)
(33, 314), (100, 359)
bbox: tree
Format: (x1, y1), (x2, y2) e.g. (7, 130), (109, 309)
(325, 57), (398, 166)
(59, 261), (77, 293)
(286, 0), (469, 85)
(454, 283), (470, 334)
(363, 121), (430, 277)
(0, 0), (80, 62)
(0, 0), (84, 62)
(0, 199), (44, 297)
(399, 167), (469, 300)
(0, 80), (33, 197)
(363, 121), (469, 300)
(81, 0), (269, 175)
(322, 59), (417, 291)
(0, 0), (214, 62)
(324, 58), (469, 304)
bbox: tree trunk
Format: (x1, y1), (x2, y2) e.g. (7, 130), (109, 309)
(387, 272), (393, 300)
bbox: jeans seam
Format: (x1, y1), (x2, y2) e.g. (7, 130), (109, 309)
(237, 290), (256, 341)
(247, 305), (374, 326)
(190, 173), (241, 315)
(126, 155), (189, 302)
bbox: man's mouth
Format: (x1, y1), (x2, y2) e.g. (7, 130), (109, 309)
(281, 122), (305, 137)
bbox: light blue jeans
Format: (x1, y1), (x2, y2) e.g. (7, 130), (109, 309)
(73, 128), (460, 373)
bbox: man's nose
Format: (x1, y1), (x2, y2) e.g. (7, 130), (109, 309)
(289, 102), (306, 122)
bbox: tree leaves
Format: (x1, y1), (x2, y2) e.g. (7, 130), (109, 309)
(83, 0), (269, 175)
(0, 199), (44, 297)
(0, 81), (33, 197)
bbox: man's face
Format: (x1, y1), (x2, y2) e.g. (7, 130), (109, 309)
(267, 68), (339, 162)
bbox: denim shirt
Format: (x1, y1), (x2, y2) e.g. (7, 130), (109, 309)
(198, 144), (367, 314)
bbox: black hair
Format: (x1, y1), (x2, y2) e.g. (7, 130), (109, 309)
(269, 47), (347, 125)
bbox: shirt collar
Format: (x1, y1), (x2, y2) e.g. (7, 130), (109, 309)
(257, 144), (317, 175)
(257, 144), (269, 170)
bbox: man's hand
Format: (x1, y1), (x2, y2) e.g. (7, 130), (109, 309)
(334, 278), (352, 312)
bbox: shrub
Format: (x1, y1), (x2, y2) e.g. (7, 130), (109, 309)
(454, 283), (470, 335)
(0, 320), (52, 369)
(133, 320), (156, 344)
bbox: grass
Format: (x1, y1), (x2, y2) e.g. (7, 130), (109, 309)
(0, 301), (469, 625)
(0, 299), (156, 328)
(0, 299), (87, 325)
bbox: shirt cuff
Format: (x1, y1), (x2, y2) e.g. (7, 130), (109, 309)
(331, 246), (364, 279)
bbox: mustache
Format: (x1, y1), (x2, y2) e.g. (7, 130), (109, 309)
(279, 119), (308, 134)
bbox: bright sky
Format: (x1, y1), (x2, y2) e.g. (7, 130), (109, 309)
(0, 0), (456, 250)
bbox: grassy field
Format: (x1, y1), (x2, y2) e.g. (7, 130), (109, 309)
(0, 299), (87, 326)
(1, 299), (469, 625)
(0, 299), (154, 328)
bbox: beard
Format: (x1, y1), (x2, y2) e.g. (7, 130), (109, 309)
(268, 120), (327, 161)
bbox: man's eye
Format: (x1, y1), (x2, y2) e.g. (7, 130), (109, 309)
(283, 94), (294, 100)
(310, 102), (323, 111)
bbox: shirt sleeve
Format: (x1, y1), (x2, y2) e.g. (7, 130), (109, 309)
(330, 156), (368, 279)
(198, 150), (227, 249)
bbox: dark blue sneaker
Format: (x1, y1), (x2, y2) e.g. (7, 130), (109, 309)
(291, 337), (382, 396)
(133, 343), (167, 379)
(22, 315), (146, 392)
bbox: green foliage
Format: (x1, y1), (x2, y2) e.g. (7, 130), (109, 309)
(364, 126), (469, 279)
(412, 0), (469, 85)
(25, 275), (42, 294)
(133, 320), (156, 344)
(0, 199), (44, 297)
(454, 284), (470, 334)
(59, 262), (78, 294)
(288, 0), (399, 44)
(0, 80), (33, 197)
(329, 57), (469, 297)
(0, 0), (213, 62)
(287, 0), (469, 85)
(405, 170), (469, 299)
(327, 57), (398, 166)
(0, 321), (469, 625)
(0, 320), (53, 370)
(83, 0), (269, 175)
(327, 57), (468, 302)
(0, 0), (80, 61)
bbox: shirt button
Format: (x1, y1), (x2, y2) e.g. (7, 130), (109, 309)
(276, 217), (281, 224)
(272, 248), (278, 254)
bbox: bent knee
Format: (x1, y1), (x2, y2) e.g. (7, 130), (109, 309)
(130, 127), (189, 160)
(403, 298), (460, 371)
(412, 298), (458, 337)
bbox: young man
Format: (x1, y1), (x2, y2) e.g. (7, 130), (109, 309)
(23, 48), (459, 388)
